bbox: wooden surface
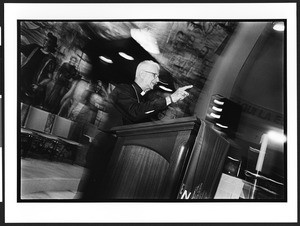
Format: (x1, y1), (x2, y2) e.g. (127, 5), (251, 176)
(98, 116), (201, 200)
(91, 117), (229, 200)
(103, 145), (169, 199)
(111, 116), (201, 136)
(178, 121), (230, 199)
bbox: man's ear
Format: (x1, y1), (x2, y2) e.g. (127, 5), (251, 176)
(139, 71), (146, 79)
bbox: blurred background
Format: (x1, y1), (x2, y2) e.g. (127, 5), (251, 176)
(19, 21), (285, 199)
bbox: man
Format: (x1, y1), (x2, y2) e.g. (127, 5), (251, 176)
(43, 56), (78, 113)
(77, 60), (192, 200)
(110, 60), (193, 125)
(20, 32), (58, 104)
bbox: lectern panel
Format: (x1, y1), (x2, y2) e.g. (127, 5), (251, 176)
(104, 145), (169, 199)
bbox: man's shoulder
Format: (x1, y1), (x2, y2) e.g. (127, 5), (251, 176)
(116, 83), (131, 88)
(110, 83), (133, 99)
(115, 83), (132, 92)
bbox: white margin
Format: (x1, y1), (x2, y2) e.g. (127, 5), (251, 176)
(4, 3), (297, 223)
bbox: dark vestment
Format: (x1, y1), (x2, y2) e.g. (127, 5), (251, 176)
(109, 82), (167, 125)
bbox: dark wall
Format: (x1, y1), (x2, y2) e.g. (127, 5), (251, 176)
(232, 26), (284, 114)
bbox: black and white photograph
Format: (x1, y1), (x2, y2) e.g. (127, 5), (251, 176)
(18, 20), (286, 201)
(3, 2), (297, 224)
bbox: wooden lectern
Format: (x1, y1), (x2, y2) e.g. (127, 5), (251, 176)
(96, 116), (230, 200)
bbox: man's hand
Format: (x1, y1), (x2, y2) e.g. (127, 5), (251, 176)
(170, 85), (193, 103)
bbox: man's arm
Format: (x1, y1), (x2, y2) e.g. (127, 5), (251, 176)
(113, 85), (167, 123)
(113, 84), (193, 123)
(167, 85), (193, 104)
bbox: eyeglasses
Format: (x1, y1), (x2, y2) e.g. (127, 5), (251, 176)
(144, 70), (159, 79)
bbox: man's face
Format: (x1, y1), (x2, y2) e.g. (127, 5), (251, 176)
(142, 66), (159, 91)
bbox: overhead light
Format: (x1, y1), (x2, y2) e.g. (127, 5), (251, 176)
(130, 28), (160, 54)
(118, 52), (134, 61)
(272, 22), (285, 32)
(158, 85), (173, 92)
(99, 56), (113, 64)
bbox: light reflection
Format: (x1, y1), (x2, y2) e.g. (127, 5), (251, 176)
(158, 85), (173, 92)
(216, 123), (228, 129)
(210, 112), (221, 119)
(212, 106), (223, 112)
(213, 99), (224, 105)
(130, 28), (160, 54)
(267, 130), (286, 143)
